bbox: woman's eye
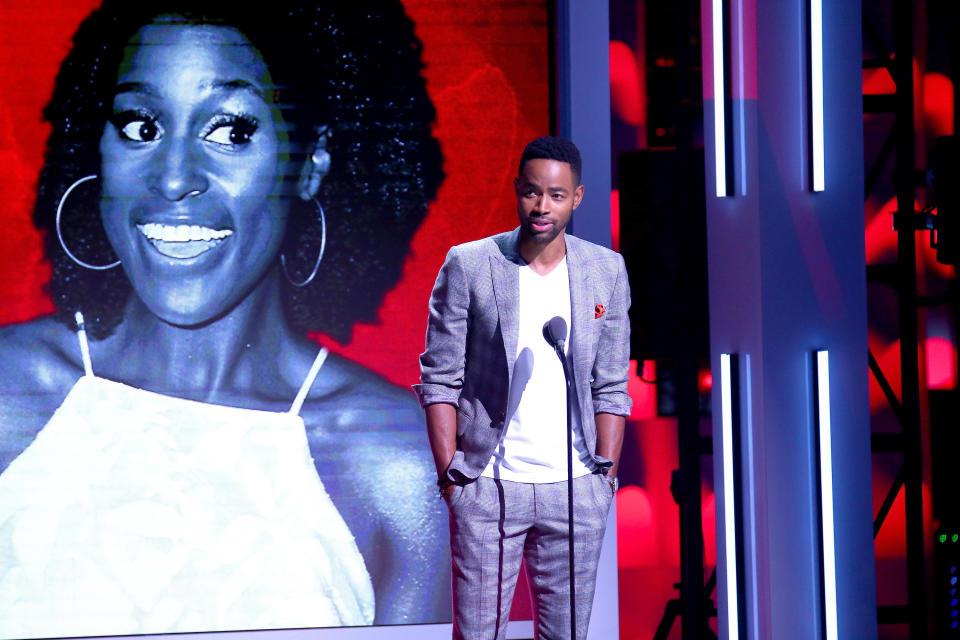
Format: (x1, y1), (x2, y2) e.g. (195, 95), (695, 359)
(113, 114), (162, 142)
(203, 116), (258, 147)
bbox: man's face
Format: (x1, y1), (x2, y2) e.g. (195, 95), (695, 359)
(515, 158), (583, 246)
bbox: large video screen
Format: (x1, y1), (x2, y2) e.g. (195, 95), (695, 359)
(0, 0), (549, 636)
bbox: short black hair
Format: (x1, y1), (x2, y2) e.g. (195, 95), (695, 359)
(34, 0), (443, 341)
(517, 136), (582, 185)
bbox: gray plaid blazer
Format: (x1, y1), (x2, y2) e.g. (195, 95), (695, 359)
(413, 228), (632, 484)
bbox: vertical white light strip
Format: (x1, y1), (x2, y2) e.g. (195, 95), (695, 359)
(735, 0), (748, 196)
(712, 0), (727, 197)
(720, 353), (739, 639)
(744, 354), (759, 637)
(810, 0), (825, 191)
(816, 350), (838, 640)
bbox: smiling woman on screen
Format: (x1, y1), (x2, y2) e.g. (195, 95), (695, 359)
(0, 0), (447, 636)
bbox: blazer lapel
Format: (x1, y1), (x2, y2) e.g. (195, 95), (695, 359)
(566, 236), (597, 385)
(491, 232), (521, 378)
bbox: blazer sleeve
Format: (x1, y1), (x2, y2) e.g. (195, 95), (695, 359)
(413, 246), (471, 407)
(591, 253), (632, 416)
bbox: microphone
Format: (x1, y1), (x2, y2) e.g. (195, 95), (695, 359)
(542, 316), (568, 353)
(542, 313), (577, 634)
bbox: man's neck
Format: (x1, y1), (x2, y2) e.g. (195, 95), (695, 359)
(519, 231), (567, 275)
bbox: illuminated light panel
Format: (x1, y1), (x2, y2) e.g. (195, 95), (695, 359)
(816, 350), (838, 640)
(810, 0), (825, 191)
(719, 353), (740, 639)
(712, 0), (727, 197)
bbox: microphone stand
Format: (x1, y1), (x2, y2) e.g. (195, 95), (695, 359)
(551, 338), (576, 640)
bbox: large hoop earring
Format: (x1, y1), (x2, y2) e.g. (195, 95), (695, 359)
(56, 174), (121, 271)
(280, 197), (326, 288)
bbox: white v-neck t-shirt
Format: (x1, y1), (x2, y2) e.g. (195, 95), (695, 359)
(481, 257), (593, 483)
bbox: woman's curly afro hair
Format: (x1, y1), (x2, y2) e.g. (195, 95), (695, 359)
(34, 0), (444, 341)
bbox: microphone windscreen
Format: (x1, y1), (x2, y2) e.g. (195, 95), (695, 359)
(543, 316), (568, 347)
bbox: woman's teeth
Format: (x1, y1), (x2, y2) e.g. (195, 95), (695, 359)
(138, 223), (233, 242)
(137, 223), (233, 259)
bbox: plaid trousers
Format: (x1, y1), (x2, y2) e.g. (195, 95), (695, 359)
(446, 474), (614, 640)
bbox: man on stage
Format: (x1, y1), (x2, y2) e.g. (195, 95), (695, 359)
(414, 136), (631, 640)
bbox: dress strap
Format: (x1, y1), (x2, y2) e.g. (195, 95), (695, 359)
(289, 347), (329, 416)
(74, 311), (94, 377)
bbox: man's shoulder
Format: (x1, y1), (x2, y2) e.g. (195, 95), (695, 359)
(449, 229), (519, 262)
(565, 233), (624, 266)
